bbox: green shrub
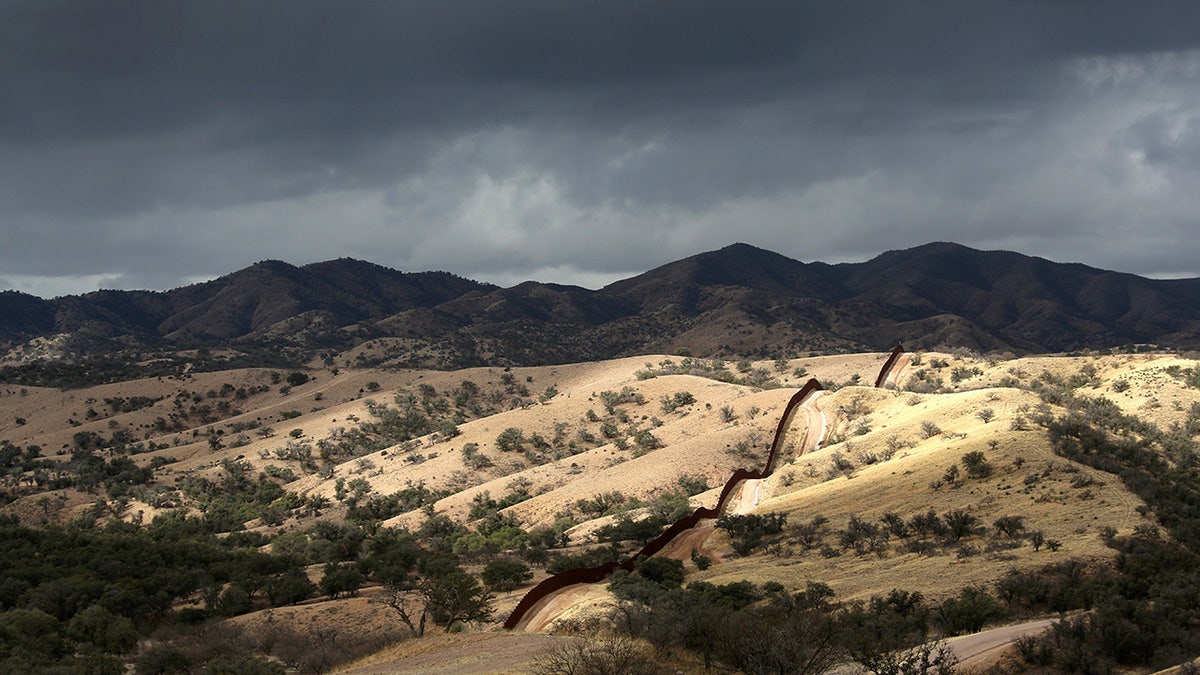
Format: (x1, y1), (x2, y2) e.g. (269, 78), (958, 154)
(961, 451), (993, 478)
(495, 427), (525, 452)
(937, 586), (1002, 635)
(481, 559), (533, 593)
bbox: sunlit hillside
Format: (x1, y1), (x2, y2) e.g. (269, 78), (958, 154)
(1, 349), (1198, 673)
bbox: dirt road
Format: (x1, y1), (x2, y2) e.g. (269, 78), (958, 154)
(335, 632), (581, 674)
(654, 517), (718, 561)
(508, 582), (612, 633)
(947, 618), (1056, 669)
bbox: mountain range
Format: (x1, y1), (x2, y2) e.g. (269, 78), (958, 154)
(3, 242), (1199, 368)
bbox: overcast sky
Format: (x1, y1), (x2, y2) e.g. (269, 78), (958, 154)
(3, 1), (1200, 298)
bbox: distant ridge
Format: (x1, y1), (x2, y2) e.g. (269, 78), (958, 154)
(2, 243), (1199, 368)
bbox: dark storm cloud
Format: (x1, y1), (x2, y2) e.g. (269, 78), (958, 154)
(2, 1), (1200, 296)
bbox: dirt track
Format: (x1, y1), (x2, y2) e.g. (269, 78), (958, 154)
(654, 517), (719, 561)
(510, 582), (612, 632)
(335, 632), (581, 674)
(948, 618), (1056, 669)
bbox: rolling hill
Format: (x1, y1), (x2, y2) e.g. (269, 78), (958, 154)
(3, 347), (1199, 672)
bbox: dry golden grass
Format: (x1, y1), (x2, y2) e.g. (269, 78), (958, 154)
(3, 348), (1198, 671)
(696, 384), (1149, 603)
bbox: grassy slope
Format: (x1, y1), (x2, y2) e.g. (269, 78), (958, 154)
(2, 350), (1195, 672)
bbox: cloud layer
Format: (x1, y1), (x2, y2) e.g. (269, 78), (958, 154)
(3, 1), (1200, 296)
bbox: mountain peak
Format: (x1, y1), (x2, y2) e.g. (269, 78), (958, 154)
(3, 243), (1200, 364)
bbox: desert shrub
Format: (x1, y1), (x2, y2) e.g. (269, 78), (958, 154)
(594, 514), (663, 545)
(646, 492), (692, 524)
(659, 391), (696, 413)
(937, 586), (1002, 635)
(266, 568), (317, 607)
(460, 443), (493, 470)
(531, 636), (664, 675)
(830, 451), (855, 472)
(920, 421), (942, 438)
(936, 458), (964, 485)
(576, 491), (626, 517)
(598, 387), (645, 414)
(842, 395), (874, 418)
(841, 589), (945, 674)
(961, 451), (993, 478)
(1028, 530), (1046, 551)
(481, 559), (533, 593)
(718, 513), (787, 556)
(632, 429), (662, 453)
(992, 515), (1026, 538)
(838, 514), (889, 556)
(635, 557), (686, 588)
(676, 473), (709, 496)
(880, 512), (910, 538)
(65, 605), (138, 654)
(545, 548), (620, 574)
(943, 510), (980, 542)
(852, 418), (872, 436)
(951, 366), (982, 383)
(495, 427), (525, 452)
(790, 515), (829, 551)
(319, 563), (365, 599)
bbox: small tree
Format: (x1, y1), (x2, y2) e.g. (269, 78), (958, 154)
(636, 557), (685, 588)
(319, 562), (365, 599)
(944, 510), (979, 542)
(920, 421), (942, 438)
(718, 513), (787, 556)
(531, 636), (663, 675)
(495, 427), (525, 452)
(425, 569), (494, 631)
(938, 587), (1002, 635)
(632, 429), (662, 452)
(976, 408), (995, 423)
(1029, 530), (1046, 551)
(961, 451), (993, 479)
(677, 473), (709, 496)
(481, 559), (533, 594)
(852, 639), (958, 675)
(267, 567), (317, 607)
(66, 605), (138, 654)
(993, 515), (1026, 538)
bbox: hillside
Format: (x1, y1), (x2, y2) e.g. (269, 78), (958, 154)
(4, 243), (1200, 380)
(2, 348), (1199, 672)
